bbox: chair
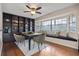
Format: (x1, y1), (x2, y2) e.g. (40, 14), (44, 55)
(14, 34), (25, 46)
(32, 34), (45, 51)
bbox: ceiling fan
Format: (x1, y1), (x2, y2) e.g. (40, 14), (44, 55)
(24, 4), (42, 15)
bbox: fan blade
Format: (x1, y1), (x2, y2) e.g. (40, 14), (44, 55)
(26, 5), (30, 9)
(24, 11), (30, 13)
(36, 12), (42, 14)
(36, 7), (42, 10)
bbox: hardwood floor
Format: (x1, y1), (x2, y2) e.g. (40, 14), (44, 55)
(33, 41), (79, 56)
(1, 42), (24, 56)
(1, 41), (79, 56)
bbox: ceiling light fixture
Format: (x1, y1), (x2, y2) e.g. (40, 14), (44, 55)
(24, 4), (42, 15)
(31, 11), (36, 15)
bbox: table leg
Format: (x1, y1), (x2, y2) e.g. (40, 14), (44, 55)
(28, 37), (31, 50)
(29, 39), (31, 50)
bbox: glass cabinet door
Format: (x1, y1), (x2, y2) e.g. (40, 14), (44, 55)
(30, 21), (32, 31)
(12, 16), (18, 33)
(19, 17), (24, 32)
(25, 19), (28, 32)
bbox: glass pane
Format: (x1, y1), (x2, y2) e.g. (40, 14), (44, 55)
(70, 15), (76, 32)
(35, 22), (41, 26)
(42, 21), (51, 26)
(41, 20), (51, 31)
(35, 22), (41, 32)
(52, 20), (55, 31)
(55, 18), (67, 32)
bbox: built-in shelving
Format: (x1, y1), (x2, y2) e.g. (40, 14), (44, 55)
(3, 13), (35, 42)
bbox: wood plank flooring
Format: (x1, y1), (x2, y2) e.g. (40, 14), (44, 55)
(33, 41), (79, 56)
(1, 42), (24, 56)
(1, 41), (79, 56)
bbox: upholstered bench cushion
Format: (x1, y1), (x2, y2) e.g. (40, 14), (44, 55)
(47, 34), (77, 42)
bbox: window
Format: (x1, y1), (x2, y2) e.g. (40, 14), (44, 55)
(55, 18), (67, 32)
(69, 15), (76, 32)
(35, 15), (77, 33)
(35, 22), (41, 32)
(52, 20), (55, 31)
(41, 20), (51, 31)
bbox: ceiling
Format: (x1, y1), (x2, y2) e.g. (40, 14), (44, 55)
(2, 3), (75, 19)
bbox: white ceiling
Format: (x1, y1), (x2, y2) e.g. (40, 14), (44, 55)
(2, 3), (75, 19)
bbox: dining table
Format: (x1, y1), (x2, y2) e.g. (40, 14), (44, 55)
(21, 32), (42, 50)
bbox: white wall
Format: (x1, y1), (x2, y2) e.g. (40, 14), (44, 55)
(0, 3), (2, 56)
(35, 4), (79, 49)
(35, 4), (79, 22)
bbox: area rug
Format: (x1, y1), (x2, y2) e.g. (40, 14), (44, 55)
(15, 40), (47, 56)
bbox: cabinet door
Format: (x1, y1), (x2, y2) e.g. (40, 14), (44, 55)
(25, 19), (28, 32)
(3, 13), (12, 42)
(30, 21), (33, 31)
(30, 19), (35, 32)
(12, 15), (19, 33)
(3, 14), (11, 33)
(19, 17), (24, 32)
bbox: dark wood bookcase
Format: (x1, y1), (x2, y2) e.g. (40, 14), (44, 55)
(3, 13), (35, 42)
(12, 15), (19, 33)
